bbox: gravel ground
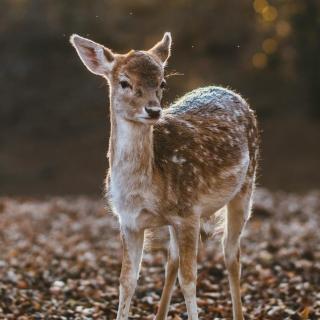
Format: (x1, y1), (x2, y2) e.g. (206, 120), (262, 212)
(0, 189), (319, 319)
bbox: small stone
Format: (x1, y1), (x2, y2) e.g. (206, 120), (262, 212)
(17, 280), (28, 289)
(76, 306), (84, 313)
(82, 308), (94, 315)
(50, 280), (65, 294)
(0, 260), (7, 268)
(53, 280), (65, 288)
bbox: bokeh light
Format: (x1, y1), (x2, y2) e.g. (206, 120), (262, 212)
(252, 52), (268, 69)
(253, 0), (268, 14)
(262, 6), (278, 22)
(276, 20), (291, 37)
(262, 38), (278, 54)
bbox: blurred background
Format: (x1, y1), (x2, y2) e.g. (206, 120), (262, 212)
(1, 0), (319, 196)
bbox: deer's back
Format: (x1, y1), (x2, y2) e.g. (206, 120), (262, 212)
(154, 86), (258, 215)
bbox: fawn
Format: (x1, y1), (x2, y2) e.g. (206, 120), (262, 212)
(70, 32), (259, 320)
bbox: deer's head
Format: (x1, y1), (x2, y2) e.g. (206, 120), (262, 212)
(70, 33), (172, 124)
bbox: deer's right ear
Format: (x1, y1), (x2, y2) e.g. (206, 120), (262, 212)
(70, 34), (115, 77)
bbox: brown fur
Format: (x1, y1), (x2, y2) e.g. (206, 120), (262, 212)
(70, 32), (259, 320)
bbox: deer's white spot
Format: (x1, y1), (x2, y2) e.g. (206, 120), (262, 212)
(171, 155), (187, 164)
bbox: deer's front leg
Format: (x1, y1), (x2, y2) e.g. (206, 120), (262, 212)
(155, 227), (179, 320)
(175, 218), (200, 320)
(117, 227), (144, 320)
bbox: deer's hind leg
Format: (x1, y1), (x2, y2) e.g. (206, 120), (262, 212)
(155, 227), (179, 320)
(223, 180), (254, 320)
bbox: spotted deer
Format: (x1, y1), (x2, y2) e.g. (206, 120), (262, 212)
(70, 32), (259, 320)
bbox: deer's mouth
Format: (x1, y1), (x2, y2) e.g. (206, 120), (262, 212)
(137, 115), (161, 123)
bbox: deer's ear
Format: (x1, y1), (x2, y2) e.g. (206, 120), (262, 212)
(149, 32), (172, 65)
(70, 34), (115, 77)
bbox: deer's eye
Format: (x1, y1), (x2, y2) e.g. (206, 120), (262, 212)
(160, 80), (167, 89)
(120, 80), (132, 89)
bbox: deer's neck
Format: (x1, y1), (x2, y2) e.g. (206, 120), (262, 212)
(108, 110), (154, 181)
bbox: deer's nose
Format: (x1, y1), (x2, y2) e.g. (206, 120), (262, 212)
(145, 106), (161, 119)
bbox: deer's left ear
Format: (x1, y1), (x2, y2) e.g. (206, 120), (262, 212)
(70, 34), (115, 77)
(149, 32), (172, 65)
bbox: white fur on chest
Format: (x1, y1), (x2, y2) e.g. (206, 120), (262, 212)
(109, 170), (157, 230)
(109, 117), (158, 230)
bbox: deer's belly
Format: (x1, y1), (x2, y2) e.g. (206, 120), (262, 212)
(194, 152), (250, 218)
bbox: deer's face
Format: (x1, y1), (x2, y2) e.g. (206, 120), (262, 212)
(70, 33), (171, 125)
(111, 51), (166, 124)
